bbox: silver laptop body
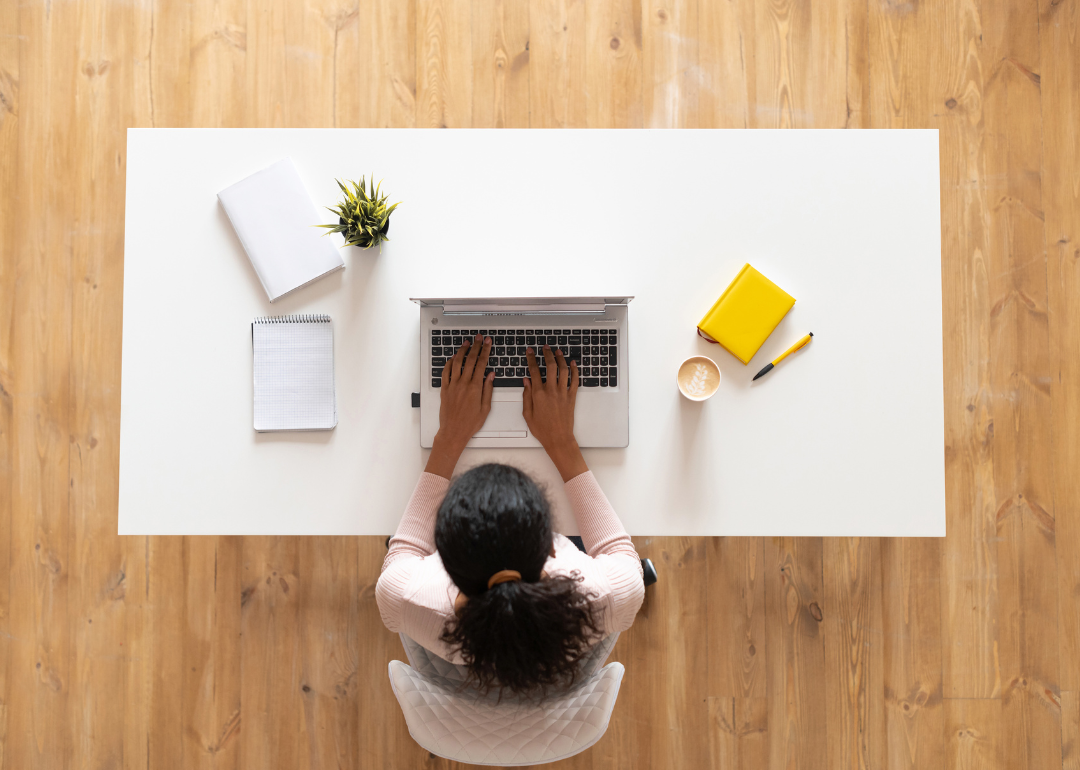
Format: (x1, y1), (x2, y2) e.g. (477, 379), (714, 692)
(412, 297), (632, 448)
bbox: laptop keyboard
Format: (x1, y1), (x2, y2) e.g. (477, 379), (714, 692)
(431, 327), (619, 389)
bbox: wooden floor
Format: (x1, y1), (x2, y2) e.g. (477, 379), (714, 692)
(1, 0), (1078, 767)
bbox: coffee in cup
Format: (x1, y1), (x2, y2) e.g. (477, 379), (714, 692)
(677, 356), (721, 401)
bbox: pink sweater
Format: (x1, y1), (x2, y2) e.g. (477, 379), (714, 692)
(377, 470), (645, 664)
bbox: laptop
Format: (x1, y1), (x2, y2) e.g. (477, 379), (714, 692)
(411, 297), (632, 448)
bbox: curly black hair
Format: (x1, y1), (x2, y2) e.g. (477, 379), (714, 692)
(435, 463), (602, 698)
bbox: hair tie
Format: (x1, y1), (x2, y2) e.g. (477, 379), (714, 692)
(486, 570), (522, 589)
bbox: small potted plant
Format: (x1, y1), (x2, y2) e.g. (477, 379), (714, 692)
(318, 176), (400, 250)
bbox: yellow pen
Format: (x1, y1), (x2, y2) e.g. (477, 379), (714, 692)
(753, 333), (813, 380)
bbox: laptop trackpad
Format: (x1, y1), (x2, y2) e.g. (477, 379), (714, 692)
(475, 400), (527, 438)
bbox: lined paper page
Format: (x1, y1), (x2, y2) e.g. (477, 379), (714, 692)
(252, 315), (336, 431)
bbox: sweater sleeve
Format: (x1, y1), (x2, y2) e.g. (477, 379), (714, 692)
(382, 472), (450, 569)
(563, 471), (644, 632)
(376, 472), (451, 633)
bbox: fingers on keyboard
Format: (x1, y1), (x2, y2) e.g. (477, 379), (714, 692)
(436, 329), (617, 388)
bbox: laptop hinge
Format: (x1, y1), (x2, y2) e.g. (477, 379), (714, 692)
(440, 300), (608, 315)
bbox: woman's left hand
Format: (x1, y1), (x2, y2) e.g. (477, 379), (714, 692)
(426, 334), (494, 478)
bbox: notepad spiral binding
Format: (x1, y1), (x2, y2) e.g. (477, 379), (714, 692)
(252, 314), (332, 324)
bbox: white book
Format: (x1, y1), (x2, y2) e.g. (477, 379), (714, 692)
(218, 158), (345, 302)
(252, 315), (337, 432)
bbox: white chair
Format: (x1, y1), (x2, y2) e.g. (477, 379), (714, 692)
(388, 633), (623, 766)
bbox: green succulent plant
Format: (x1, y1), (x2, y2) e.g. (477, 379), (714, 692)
(318, 176), (400, 250)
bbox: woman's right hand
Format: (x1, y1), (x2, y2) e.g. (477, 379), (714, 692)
(523, 346), (589, 482)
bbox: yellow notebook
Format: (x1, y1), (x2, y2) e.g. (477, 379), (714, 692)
(698, 264), (796, 364)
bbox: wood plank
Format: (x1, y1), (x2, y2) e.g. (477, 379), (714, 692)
(297, 537), (359, 770)
(868, 538), (885, 770)
(584, 0), (642, 128)
(189, 0), (249, 128)
(181, 537), (242, 770)
(750, 0), (807, 128)
(472, 0), (530, 128)
(708, 696), (768, 770)
(417, 0), (473, 127)
(823, 537), (882, 770)
(244, 0), (288, 127)
(697, 0), (754, 129)
(68, 0), (139, 766)
(764, 537), (827, 770)
(1039, 0), (1080, 695)
(706, 537), (766, 701)
(8, 0), (79, 766)
(528, 0), (586, 127)
(881, 538), (944, 770)
(121, 535), (151, 770)
(149, 0), (192, 127)
(641, 0), (697, 127)
(326, 0), (362, 129)
(807, 0), (867, 129)
(945, 699), (1004, 770)
(605, 537), (710, 769)
(239, 537), (302, 770)
(0, 0), (18, 761)
(356, 0), (417, 127)
(1063, 692), (1080, 770)
(148, 537), (185, 769)
(282, 0), (345, 127)
(946, 699), (1002, 768)
(753, 0), (864, 129)
(978, 2), (1062, 769)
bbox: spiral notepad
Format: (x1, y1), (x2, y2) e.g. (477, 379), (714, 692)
(252, 314), (337, 432)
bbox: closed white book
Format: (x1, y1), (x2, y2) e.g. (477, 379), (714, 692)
(218, 158), (345, 302)
(252, 314), (337, 432)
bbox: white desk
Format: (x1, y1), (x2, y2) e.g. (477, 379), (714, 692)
(119, 129), (944, 536)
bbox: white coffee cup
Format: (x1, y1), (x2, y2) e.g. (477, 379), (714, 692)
(677, 356), (721, 401)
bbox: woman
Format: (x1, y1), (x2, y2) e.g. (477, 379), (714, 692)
(376, 334), (645, 696)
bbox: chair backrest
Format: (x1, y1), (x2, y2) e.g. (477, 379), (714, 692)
(398, 632), (619, 684)
(388, 659), (625, 766)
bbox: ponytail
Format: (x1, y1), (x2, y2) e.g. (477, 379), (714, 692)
(435, 464), (601, 698)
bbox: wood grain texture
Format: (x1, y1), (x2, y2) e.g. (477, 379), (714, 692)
(418, 0), (472, 127)
(1040, 0), (1080, 696)
(356, 0), (417, 127)
(764, 537), (827, 770)
(3, 0), (1080, 767)
(696, 0), (753, 129)
(9, 1), (78, 767)
(1064, 692), (1080, 770)
(945, 699), (1004, 770)
(0, 0), (18, 765)
(881, 538), (944, 769)
(528, 0), (586, 127)
(472, 0), (530, 128)
(642, 0), (698, 127)
(823, 537), (883, 770)
(979, 2), (1062, 768)
(585, 0), (643, 128)
(297, 538), (359, 769)
(708, 696), (768, 770)
(239, 538), (302, 769)
(604, 537), (711, 769)
(183, 538), (242, 769)
(707, 536), (766, 701)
